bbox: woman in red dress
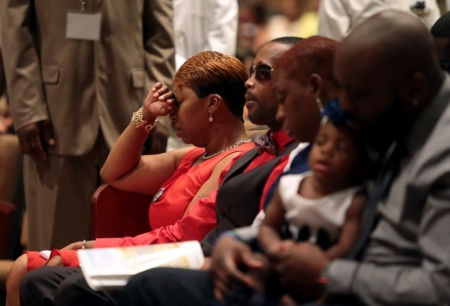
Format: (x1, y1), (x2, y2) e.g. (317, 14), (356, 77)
(6, 51), (254, 306)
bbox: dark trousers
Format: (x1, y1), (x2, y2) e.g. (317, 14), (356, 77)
(118, 268), (215, 306)
(20, 267), (120, 306)
(20, 266), (358, 306)
(118, 268), (351, 306)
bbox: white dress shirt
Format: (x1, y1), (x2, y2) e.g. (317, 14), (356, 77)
(318, 0), (441, 41)
(173, 0), (238, 70)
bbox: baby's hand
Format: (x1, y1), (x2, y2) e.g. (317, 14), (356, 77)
(268, 239), (296, 252)
(143, 82), (174, 117)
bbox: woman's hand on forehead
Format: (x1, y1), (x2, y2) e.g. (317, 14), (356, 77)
(144, 82), (175, 117)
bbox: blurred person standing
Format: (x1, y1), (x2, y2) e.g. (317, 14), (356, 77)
(253, 0), (319, 52)
(236, 1), (268, 69)
(0, 0), (175, 250)
(168, 0), (238, 151)
(0, 20), (10, 134)
(173, 0), (238, 71)
(319, 0), (441, 41)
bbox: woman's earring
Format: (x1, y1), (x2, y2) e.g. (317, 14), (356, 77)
(316, 97), (323, 111)
(209, 110), (213, 122)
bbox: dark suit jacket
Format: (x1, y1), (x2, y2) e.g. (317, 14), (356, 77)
(201, 141), (298, 255)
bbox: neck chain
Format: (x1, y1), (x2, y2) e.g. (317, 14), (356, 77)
(202, 138), (252, 161)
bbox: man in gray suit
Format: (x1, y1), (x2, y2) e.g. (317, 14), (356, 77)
(0, 0), (175, 250)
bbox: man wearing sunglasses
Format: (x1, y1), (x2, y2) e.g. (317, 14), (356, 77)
(19, 36), (305, 306)
(199, 36), (303, 256)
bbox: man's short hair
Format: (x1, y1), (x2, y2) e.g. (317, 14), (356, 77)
(270, 36), (303, 46)
(431, 11), (450, 38)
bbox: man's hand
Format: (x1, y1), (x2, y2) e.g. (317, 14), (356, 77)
(200, 257), (212, 270)
(268, 239), (296, 252)
(266, 242), (330, 299)
(210, 236), (263, 301)
(16, 120), (54, 161)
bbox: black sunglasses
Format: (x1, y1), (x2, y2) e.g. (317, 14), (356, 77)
(248, 63), (273, 84)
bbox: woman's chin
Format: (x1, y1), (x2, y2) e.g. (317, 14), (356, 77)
(179, 136), (192, 145)
(176, 132), (201, 147)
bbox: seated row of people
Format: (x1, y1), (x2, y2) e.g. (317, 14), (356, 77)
(7, 8), (450, 306)
(122, 10), (450, 306)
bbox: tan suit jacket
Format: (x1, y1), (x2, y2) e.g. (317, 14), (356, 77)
(0, 0), (175, 155)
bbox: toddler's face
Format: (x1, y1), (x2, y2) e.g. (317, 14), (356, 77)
(308, 121), (362, 186)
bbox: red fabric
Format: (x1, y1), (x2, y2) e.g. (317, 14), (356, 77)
(26, 251), (46, 271)
(26, 143), (253, 270)
(26, 249), (80, 270)
(259, 155), (290, 210)
(51, 250), (79, 266)
(150, 147), (234, 229)
(217, 130), (293, 209)
(95, 190), (217, 247)
(245, 129), (292, 172)
(188, 130), (294, 225)
(96, 143), (253, 247)
(25, 134), (290, 271)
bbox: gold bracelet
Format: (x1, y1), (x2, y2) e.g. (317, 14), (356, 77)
(131, 107), (158, 134)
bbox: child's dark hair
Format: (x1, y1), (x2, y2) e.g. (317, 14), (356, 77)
(321, 98), (371, 178)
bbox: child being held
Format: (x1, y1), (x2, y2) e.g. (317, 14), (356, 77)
(255, 100), (369, 302)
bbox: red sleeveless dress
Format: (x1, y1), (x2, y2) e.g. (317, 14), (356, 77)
(26, 142), (254, 269)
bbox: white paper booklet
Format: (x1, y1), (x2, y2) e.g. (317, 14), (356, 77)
(77, 241), (204, 290)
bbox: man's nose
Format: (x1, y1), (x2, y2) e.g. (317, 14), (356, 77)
(245, 76), (255, 89)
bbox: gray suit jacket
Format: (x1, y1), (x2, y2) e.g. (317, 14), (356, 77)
(325, 74), (450, 305)
(0, 0), (175, 155)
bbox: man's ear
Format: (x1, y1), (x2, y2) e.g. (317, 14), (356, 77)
(404, 71), (427, 112)
(309, 73), (323, 97)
